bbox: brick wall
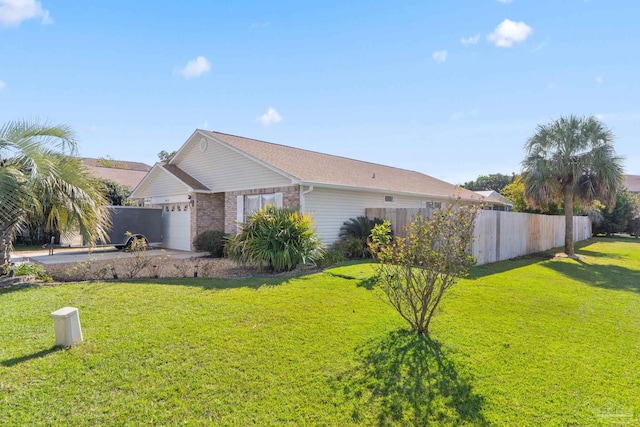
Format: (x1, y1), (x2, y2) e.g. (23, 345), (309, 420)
(191, 192), (225, 250)
(223, 185), (300, 234)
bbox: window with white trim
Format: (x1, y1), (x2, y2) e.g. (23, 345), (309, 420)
(237, 192), (284, 224)
(426, 201), (442, 210)
(384, 195), (395, 203)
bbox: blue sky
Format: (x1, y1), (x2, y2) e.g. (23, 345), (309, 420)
(1, 0), (638, 184)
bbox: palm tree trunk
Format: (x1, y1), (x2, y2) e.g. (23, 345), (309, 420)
(563, 186), (574, 255)
(1, 226), (11, 267)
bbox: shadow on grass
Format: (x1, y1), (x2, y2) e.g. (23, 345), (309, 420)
(132, 268), (326, 291)
(334, 329), (488, 426)
(357, 276), (378, 290)
(542, 261), (640, 293)
(467, 238), (630, 280)
(1, 345), (60, 367)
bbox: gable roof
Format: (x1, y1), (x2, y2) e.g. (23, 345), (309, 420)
(80, 157), (152, 189)
(161, 164), (209, 191)
(129, 163), (209, 199)
(475, 191), (513, 206)
(195, 130), (484, 202)
(624, 174), (640, 193)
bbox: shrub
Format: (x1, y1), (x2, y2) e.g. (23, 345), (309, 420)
(339, 216), (387, 259)
(316, 244), (348, 268)
(14, 262), (52, 282)
(369, 204), (479, 335)
(193, 230), (226, 257)
(226, 206), (324, 273)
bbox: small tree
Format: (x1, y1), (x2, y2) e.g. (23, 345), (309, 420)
(462, 173), (515, 192)
(158, 150), (176, 163)
(102, 180), (133, 206)
(592, 189), (640, 236)
(369, 204), (478, 335)
(226, 206), (324, 272)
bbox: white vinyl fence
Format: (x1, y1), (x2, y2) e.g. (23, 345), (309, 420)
(365, 208), (592, 266)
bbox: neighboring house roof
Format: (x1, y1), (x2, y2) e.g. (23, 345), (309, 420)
(80, 157), (152, 189)
(623, 174), (640, 193)
(475, 190), (514, 206)
(192, 130), (485, 202)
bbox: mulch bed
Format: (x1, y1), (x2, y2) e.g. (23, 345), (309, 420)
(41, 255), (321, 283)
(42, 256), (256, 282)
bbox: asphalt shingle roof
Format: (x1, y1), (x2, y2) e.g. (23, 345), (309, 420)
(80, 157), (151, 189)
(624, 174), (640, 193)
(162, 164), (209, 191)
(200, 130), (483, 201)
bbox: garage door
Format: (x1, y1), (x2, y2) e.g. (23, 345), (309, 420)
(162, 203), (191, 251)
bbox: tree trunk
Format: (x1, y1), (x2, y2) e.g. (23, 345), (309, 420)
(563, 186), (574, 256)
(1, 227), (12, 267)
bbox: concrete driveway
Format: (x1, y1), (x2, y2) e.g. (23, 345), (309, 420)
(11, 246), (208, 265)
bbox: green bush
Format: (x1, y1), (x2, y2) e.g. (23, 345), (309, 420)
(193, 230), (226, 257)
(338, 216), (388, 259)
(14, 262), (52, 282)
(315, 244), (348, 268)
(226, 206), (324, 272)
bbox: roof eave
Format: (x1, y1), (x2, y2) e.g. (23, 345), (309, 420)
(129, 163), (197, 199)
(299, 180), (484, 203)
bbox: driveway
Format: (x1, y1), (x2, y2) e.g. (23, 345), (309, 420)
(11, 247), (208, 265)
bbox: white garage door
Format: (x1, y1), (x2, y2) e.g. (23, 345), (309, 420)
(162, 203), (191, 251)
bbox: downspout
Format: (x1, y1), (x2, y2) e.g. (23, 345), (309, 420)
(300, 185), (314, 212)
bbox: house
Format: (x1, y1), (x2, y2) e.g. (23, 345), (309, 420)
(80, 157), (152, 189)
(129, 130), (497, 251)
(474, 191), (514, 211)
(623, 174), (640, 195)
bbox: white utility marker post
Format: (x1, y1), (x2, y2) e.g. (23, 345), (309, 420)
(51, 307), (83, 347)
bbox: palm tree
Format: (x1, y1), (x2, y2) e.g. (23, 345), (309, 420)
(0, 120), (110, 267)
(522, 115), (623, 256)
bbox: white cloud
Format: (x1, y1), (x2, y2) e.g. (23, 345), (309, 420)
(258, 107), (282, 126)
(596, 76), (604, 84)
(0, 80), (5, 90)
(461, 34), (480, 45)
(179, 56), (211, 79)
(497, 0), (513, 3)
(432, 50), (448, 64)
(0, 0), (51, 27)
(487, 19), (532, 47)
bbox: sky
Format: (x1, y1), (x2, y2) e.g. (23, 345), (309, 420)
(1, 0), (639, 185)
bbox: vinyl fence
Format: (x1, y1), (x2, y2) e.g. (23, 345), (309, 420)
(365, 208), (592, 266)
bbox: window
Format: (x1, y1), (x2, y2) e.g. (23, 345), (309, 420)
(239, 192), (284, 223)
(384, 195), (395, 203)
(245, 193), (279, 216)
(426, 201), (442, 210)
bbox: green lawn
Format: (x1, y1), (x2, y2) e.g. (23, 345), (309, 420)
(1, 238), (639, 426)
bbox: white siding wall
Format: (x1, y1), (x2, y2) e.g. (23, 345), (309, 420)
(303, 187), (427, 244)
(134, 170), (189, 198)
(176, 138), (291, 192)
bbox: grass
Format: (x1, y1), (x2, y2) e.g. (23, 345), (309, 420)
(1, 238), (639, 425)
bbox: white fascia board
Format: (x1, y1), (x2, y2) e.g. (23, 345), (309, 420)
(129, 163), (163, 199)
(298, 181), (483, 203)
(157, 166), (198, 193)
(128, 164), (197, 200)
(167, 129), (202, 166)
